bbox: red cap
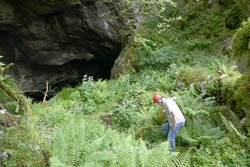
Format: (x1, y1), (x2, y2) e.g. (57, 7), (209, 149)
(153, 94), (162, 103)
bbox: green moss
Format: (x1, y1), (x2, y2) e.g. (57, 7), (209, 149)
(1, 124), (49, 166)
(5, 101), (21, 115)
(232, 21), (250, 52)
(0, 76), (20, 101)
(3, 75), (19, 91)
(234, 72), (250, 126)
(176, 67), (208, 88)
(234, 72), (250, 109)
(111, 45), (138, 79)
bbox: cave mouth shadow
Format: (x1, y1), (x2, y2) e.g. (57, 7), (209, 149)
(26, 64), (113, 102)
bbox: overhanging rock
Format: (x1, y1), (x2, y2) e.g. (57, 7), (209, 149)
(0, 0), (129, 99)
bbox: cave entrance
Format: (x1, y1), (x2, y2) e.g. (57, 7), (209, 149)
(24, 60), (114, 102)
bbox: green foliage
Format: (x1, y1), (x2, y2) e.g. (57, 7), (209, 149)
(225, 4), (245, 29)
(172, 147), (192, 167)
(220, 113), (247, 140)
(191, 114), (250, 166)
(184, 36), (213, 51)
(50, 116), (118, 166)
(171, 88), (214, 117)
(209, 106), (243, 128)
(56, 87), (81, 101)
(1, 1), (249, 166)
(138, 45), (184, 69)
(50, 116), (190, 167)
(112, 97), (139, 129)
(170, 88), (226, 146)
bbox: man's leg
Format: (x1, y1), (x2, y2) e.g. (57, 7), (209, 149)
(161, 122), (169, 138)
(168, 121), (185, 152)
(168, 129), (176, 152)
(175, 121), (185, 133)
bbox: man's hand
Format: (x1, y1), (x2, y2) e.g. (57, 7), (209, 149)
(171, 124), (176, 130)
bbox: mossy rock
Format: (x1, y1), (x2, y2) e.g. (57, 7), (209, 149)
(175, 67), (209, 91)
(232, 21), (250, 73)
(232, 21), (250, 51)
(234, 72), (250, 126)
(111, 45), (138, 79)
(1, 124), (49, 166)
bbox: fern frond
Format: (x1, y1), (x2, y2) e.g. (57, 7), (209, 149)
(178, 126), (198, 145)
(63, 118), (86, 166)
(81, 162), (95, 167)
(116, 147), (135, 167)
(50, 117), (88, 167)
(83, 136), (106, 157)
(138, 138), (149, 167)
(186, 108), (209, 116)
(146, 141), (173, 167)
(84, 150), (117, 165)
(51, 128), (67, 164)
(205, 126), (224, 140)
(49, 157), (69, 167)
(172, 147), (192, 167)
(220, 113), (247, 140)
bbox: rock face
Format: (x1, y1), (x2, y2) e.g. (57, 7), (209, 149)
(0, 0), (128, 99)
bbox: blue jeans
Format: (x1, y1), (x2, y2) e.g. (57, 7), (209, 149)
(161, 121), (185, 152)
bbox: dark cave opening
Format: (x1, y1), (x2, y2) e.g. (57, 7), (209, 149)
(24, 60), (114, 102)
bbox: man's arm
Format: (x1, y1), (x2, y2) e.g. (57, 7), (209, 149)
(171, 112), (176, 130)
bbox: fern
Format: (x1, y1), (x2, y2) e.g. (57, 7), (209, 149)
(49, 157), (69, 167)
(220, 113), (247, 140)
(50, 117), (88, 166)
(172, 147), (192, 167)
(138, 138), (149, 167)
(115, 135), (138, 167)
(51, 128), (67, 164)
(83, 151), (117, 166)
(67, 119), (86, 166)
(146, 141), (174, 167)
(178, 126), (198, 145)
(170, 88), (212, 117)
